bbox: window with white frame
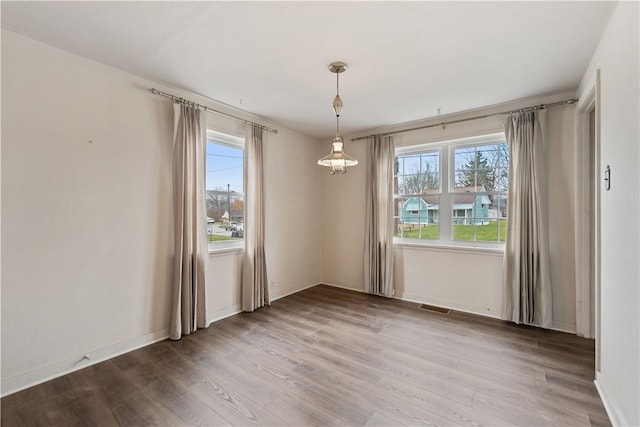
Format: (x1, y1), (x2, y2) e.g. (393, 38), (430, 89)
(205, 130), (244, 250)
(394, 133), (508, 246)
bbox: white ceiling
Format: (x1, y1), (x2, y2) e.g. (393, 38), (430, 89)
(1, 1), (616, 139)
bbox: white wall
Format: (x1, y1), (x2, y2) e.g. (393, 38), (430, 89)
(321, 93), (578, 331)
(1, 29), (322, 395)
(319, 139), (367, 290)
(577, 3), (639, 425)
(1, 29), (174, 395)
(263, 125), (324, 299)
(204, 118), (324, 323)
(395, 246), (504, 317)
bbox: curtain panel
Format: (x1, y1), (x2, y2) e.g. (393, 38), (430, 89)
(364, 135), (396, 297)
(242, 126), (269, 312)
(502, 110), (553, 328)
(170, 104), (208, 340)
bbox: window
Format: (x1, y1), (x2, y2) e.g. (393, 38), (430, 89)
(396, 149), (441, 240)
(206, 130), (244, 250)
(394, 133), (508, 246)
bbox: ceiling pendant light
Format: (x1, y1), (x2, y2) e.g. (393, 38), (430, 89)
(317, 61), (358, 175)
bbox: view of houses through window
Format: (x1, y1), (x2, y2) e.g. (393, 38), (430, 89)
(206, 130), (244, 249)
(395, 134), (508, 244)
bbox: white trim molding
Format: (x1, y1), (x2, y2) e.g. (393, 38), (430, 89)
(574, 70), (600, 340)
(207, 305), (242, 326)
(271, 282), (323, 302)
(1, 328), (170, 397)
(595, 371), (624, 426)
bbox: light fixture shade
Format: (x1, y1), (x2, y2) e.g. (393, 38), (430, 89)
(317, 137), (358, 174)
(318, 61), (357, 174)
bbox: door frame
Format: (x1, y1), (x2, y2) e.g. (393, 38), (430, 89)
(574, 70), (601, 371)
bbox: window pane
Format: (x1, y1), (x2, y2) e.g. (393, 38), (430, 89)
(395, 195), (439, 240)
(453, 142), (508, 192)
(493, 194), (508, 242)
(206, 139), (244, 248)
(451, 194), (506, 242)
(396, 151), (439, 195)
(395, 134), (507, 247)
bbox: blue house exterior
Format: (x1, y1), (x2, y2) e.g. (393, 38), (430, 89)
(401, 197), (439, 224)
(452, 194), (491, 225)
(401, 195), (491, 226)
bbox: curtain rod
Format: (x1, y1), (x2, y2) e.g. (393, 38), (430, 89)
(351, 98), (577, 142)
(150, 88), (278, 134)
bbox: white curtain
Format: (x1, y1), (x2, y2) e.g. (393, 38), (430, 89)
(242, 126), (269, 311)
(503, 110), (553, 328)
(170, 104), (208, 340)
(364, 135), (396, 297)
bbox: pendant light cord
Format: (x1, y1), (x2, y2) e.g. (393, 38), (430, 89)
(335, 72), (340, 138)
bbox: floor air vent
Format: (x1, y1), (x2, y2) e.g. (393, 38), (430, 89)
(419, 304), (452, 315)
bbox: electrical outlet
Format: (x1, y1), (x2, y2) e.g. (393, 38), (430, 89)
(270, 281), (275, 289)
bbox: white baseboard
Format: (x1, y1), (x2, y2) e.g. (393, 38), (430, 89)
(206, 304), (242, 326)
(271, 282), (323, 302)
(321, 283), (579, 335)
(0, 283), (583, 398)
(400, 292), (504, 320)
(318, 280), (364, 293)
(594, 371), (625, 426)
(0, 282), (320, 398)
(321, 282), (499, 320)
(321, 282), (499, 319)
(551, 319), (577, 334)
(1, 328), (170, 397)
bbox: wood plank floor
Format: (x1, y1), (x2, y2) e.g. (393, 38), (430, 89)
(2, 285), (610, 426)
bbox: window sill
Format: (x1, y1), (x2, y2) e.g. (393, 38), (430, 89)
(208, 244), (244, 257)
(394, 240), (504, 256)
